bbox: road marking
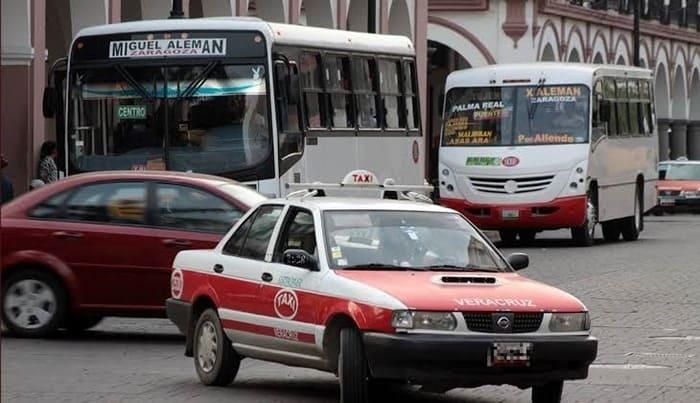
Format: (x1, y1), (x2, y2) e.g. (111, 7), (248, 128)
(649, 335), (700, 341)
(591, 363), (670, 370)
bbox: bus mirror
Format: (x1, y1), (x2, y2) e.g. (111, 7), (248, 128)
(43, 87), (57, 118)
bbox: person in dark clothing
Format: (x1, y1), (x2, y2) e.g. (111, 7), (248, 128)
(38, 140), (59, 184)
(1, 155), (14, 204)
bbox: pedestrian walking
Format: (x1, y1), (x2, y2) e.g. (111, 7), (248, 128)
(38, 140), (59, 184)
(1, 155), (14, 204)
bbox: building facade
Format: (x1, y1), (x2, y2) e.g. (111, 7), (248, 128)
(427, 0), (700, 179)
(0, 0), (426, 194)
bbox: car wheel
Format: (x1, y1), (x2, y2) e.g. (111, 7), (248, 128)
(338, 327), (369, 403)
(64, 315), (103, 333)
(518, 230), (537, 244)
(620, 187), (642, 241)
(532, 380), (564, 403)
(193, 308), (240, 386)
(571, 197), (596, 247)
(498, 230), (517, 246)
(601, 221), (621, 242)
(1, 269), (67, 338)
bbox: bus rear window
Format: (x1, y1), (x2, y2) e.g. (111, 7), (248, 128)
(442, 85), (590, 147)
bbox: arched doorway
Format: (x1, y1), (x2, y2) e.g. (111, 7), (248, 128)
(427, 40), (470, 182)
(347, 0), (368, 32)
(250, 0), (286, 22)
(655, 64), (671, 161)
(301, 0), (334, 28)
(688, 69), (700, 159)
(541, 44), (556, 61)
(593, 52), (605, 64)
(388, 0), (411, 38)
(568, 49), (581, 63)
(670, 65), (688, 158)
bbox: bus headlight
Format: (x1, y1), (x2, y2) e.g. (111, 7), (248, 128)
(549, 312), (590, 332)
(391, 311), (457, 331)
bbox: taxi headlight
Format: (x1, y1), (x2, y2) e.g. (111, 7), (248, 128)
(549, 312), (590, 332)
(391, 311), (457, 331)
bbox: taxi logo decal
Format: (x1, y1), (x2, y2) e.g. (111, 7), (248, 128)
(502, 156), (520, 167)
(455, 298), (536, 307)
(274, 289), (299, 320)
(171, 269), (184, 299)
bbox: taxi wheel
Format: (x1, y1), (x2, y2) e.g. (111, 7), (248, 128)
(601, 221), (621, 242)
(338, 327), (369, 403)
(1, 269), (67, 338)
(193, 308), (240, 386)
(531, 380), (563, 403)
(64, 315), (103, 333)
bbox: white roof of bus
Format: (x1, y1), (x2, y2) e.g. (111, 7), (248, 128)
(445, 63), (652, 89)
(74, 17), (415, 56)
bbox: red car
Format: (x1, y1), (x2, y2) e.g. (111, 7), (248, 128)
(1, 171), (265, 337)
(655, 159), (700, 214)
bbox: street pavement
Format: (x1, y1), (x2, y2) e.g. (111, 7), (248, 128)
(3, 214), (700, 402)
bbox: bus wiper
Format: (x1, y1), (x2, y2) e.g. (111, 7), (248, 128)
(527, 77), (546, 120)
(177, 61), (220, 100)
(115, 64), (154, 102)
(341, 263), (428, 271)
(420, 264), (499, 273)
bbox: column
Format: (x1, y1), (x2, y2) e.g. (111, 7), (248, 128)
(657, 119), (671, 162)
(669, 120), (688, 159)
(688, 121), (700, 160)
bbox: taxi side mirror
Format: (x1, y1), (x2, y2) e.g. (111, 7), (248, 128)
(507, 253), (529, 271)
(283, 249), (319, 271)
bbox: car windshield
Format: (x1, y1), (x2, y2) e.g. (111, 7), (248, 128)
(665, 164), (700, 180)
(68, 63), (270, 174)
(323, 210), (509, 271)
(442, 85), (590, 146)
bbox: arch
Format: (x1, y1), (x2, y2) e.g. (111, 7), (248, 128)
(388, 0), (412, 38)
(690, 68), (700, 118)
(428, 16), (495, 65)
(640, 39), (651, 69)
(568, 48), (581, 63)
(565, 25), (585, 63)
(541, 44), (556, 62)
(140, 0), (171, 20)
(671, 64), (688, 120)
(347, 0), (368, 32)
(672, 46), (689, 79)
(655, 42), (672, 71)
(590, 29), (609, 64)
(613, 33), (631, 66)
(302, 0), (334, 28)
(655, 63), (671, 119)
(593, 52), (605, 64)
(46, 0), (72, 65)
(121, 0), (142, 21)
(536, 20), (560, 62)
(200, 0), (234, 17)
(189, 0), (204, 18)
(251, 0), (286, 22)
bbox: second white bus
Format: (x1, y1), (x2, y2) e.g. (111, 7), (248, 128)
(438, 63), (657, 246)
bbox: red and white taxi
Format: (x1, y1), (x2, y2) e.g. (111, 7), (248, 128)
(166, 190), (597, 403)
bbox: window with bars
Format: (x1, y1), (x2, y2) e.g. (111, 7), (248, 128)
(324, 54), (354, 129)
(352, 57), (380, 129)
(300, 52), (326, 129)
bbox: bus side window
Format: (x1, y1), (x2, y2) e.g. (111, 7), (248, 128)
(640, 80), (653, 136)
(300, 52), (327, 129)
(403, 60), (419, 131)
(325, 54), (354, 129)
(352, 57), (380, 129)
(615, 78), (629, 136)
(378, 58), (403, 129)
(274, 59), (304, 175)
(627, 80), (640, 136)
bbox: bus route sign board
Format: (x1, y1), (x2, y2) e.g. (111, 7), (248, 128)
(109, 38), (227, 58)
(118, 105), (147, 120)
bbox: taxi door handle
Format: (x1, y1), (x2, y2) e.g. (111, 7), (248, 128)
(52, 231), (84, 240)
(213, 264), (224, 274)
(261, 272), (273, 282)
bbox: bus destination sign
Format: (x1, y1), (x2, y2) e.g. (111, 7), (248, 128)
(109, 38), (227, 58)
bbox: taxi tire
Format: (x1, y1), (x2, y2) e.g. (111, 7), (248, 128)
(339, 327), (369, 403)
(1, 269), (67, 338)
(193, 308), (240, 386)
(531, 380), (563, 403)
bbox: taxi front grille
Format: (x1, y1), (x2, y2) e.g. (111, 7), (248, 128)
(468, 175), (555, 194)
(463, 312), (544, 333)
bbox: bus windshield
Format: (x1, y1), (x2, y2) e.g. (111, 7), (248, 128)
(442, 85), (590, 147)
(69, 63), (270, 173)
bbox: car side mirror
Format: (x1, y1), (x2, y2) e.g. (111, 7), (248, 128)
(283, 249), (319, 271)
(507, 253), (529, 271)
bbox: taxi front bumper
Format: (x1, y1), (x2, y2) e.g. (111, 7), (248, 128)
(362, 332), (597, 388)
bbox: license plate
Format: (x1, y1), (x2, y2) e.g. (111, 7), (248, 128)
(659, 198), (675, 206)
(487, 342), (532, 367)
(501, 209), (519, 219)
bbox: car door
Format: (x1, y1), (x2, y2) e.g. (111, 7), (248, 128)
(146, 182), (245, 307)
(257, 206), (325, 356)
(211, 204), (285, 348)
(53, 181), (155, 309)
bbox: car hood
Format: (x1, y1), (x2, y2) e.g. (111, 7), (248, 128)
(658, 180), (700, 191)
(335, 271), (586, 312)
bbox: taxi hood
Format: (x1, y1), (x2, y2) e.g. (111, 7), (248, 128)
(658, 180), (700, 191)
(336, 271), (586, 312)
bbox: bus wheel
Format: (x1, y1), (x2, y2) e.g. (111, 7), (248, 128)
(498, 230), (517, 246)
(571, 197), (596, 247)
(601, 221), (621, 242)
(620, 187), (642, 241)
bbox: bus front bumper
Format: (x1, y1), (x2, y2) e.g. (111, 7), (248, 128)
(440, 195), (587, 230)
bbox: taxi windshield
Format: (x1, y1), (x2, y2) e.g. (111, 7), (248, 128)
(323, 211), (509, 271)
(665, 164), (700, 180)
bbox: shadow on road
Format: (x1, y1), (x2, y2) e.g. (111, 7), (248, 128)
(1, 329), (185, 344)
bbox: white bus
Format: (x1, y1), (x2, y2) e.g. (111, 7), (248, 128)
(44, 17), (423, 196)
(438, 63), (657, 246)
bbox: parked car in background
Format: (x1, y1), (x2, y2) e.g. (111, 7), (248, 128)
(654, 159), (700, 214)
(1, 171), (266, 337)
